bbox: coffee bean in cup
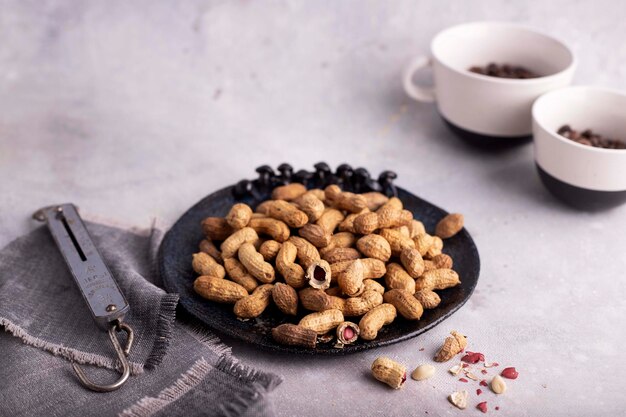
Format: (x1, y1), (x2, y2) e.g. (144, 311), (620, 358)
(557, 125), (626, 150)
(468, 63), (539, 79)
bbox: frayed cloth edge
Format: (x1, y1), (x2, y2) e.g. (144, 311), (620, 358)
(182, 321), (232, 358)
(118, 357), (213, 417)
(0, 317), (144, 375)
(144, 293), (179, 369)
(216, 355), (283, 417)
(117, 355), (283, 417)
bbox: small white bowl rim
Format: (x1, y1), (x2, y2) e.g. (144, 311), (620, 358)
(431, 21), (577, 85)
(533, 85), (626, 155)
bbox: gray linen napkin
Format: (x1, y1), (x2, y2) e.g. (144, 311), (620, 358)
(0, 221), (282, 417)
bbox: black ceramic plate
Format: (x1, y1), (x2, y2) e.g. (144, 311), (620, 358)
(159, 179), (480, 355)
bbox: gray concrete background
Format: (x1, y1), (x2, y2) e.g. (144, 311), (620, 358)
(1, 1), (625, 416)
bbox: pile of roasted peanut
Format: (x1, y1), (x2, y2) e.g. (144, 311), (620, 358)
(193, 183), (464, 348)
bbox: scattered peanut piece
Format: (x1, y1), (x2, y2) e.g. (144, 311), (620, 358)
(448, 390), (468, 409)
(501, 367), (519, 379)
(490, 375), (507, 394)
(448, 364), (463, 376)
(411, 364), (436, 381)
(461, 351), (485, 364)
(464, 371), (479, 381)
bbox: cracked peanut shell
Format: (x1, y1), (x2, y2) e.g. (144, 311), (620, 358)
(306, 260), (332, 290)
(434, 330), (467, 362)
(336, 321), (360, 344)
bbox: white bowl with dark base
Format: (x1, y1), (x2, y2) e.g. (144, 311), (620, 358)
(533, 86), (626, 210)
(403, 22), (576, 149)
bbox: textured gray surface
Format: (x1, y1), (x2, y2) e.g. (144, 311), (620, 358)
(1, 1), (625, 416)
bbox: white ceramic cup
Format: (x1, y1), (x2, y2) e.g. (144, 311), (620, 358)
(532, 86), (626, 210)
(403, 21), (576, 144)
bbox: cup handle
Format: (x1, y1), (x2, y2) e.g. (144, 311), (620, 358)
(402, 56), (436, 103)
